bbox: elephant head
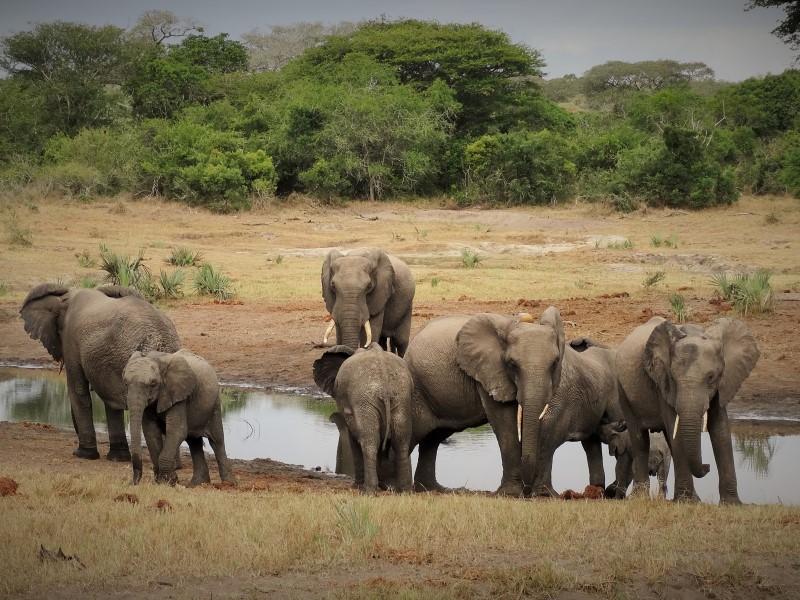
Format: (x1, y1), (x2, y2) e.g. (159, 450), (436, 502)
(123, 351), (197, 484)
(455, 307), (565, 494)
(321, 249), (394, 351)
(644, 318), (759, 480)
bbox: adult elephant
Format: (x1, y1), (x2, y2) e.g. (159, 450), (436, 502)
(405, 308), (565, 496)
(321, 248), (415, 356)
(124, 349), (236, 486)
(616, 316), (759, 504)
(530, 337), (629, 498)
(20, 283), (181, 461)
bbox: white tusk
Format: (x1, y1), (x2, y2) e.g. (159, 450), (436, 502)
(539, 403), (549, 420)
(672, 414), (680, 440)
(702, 411), (708, 433)
(363, 320), (372, 348)
(323, 319), (335, 344)
(517, 405), (522, 441)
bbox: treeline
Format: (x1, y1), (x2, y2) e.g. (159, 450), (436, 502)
(0, 14), (798, 212)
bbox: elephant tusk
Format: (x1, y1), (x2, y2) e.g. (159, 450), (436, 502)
(702, 411), (708, 433)
(517, 405), (522, 441)
(363, 320), (372, 348)
(539, 403), (549, 420)
(323, 319), (336, 344)
(672, 414), (680, 440)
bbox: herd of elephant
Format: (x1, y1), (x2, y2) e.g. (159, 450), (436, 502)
(20, 248), (760, 504)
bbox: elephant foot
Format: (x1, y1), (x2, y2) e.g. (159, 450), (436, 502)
(414, 480), (448, 493)
(672, 490), (701, 503)
(496, 482), (524, 497)
(604, 482), (627, 500)
(73, 446), (100, 460)
(107, 446), (132, 462)
(719, 495), (743, 506)
(156, 472), (178, 485)
(188, 476), (211, 488)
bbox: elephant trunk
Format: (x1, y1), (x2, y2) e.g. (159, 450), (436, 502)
(520, 400), (544, 495)
(129, 400), (144, 485)
(675, 395), (710, 479)
(335, 301), (370, 350)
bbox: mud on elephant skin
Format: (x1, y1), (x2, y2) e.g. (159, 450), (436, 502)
(405, 308), (571, 496)
(123, 349), (237, 486)
(313, 343), (413, 495)
(321, 248), (415, 356)
(616, 316), (759, 504)
(20, 283), (181, 462)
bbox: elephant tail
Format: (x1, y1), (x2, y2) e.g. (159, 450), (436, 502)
(380, 393), (392, 453)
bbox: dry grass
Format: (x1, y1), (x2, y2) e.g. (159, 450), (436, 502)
(1, 193), (797, 305)
(1, 468), (798, 598)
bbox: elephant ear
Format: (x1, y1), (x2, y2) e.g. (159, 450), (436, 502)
(365, 249), (394, 318)
(540, 306), (565, 391)
(705, 318), (760, 407)
(97, 285), (144, 300)
(321, 249), (344, 313)
(644, 320), (685, 409)
(19, 283), (70, 362)
(157, 354), (196, 413)
(456, 313), (516, 403)
(312, 345), (355, 396)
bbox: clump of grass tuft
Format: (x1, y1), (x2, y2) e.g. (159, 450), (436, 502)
(0, 282), (9, 296)
(669, 293), (690, 323)
(430, 277), (440, 288)
(642, 270), (666, 289)
(193, 263), (233, 300)
(4, 211), (33, 246)
(607, 238), (633, 250)
(275, 254), (284, 265)
(460, 248), (483, 268)
(75, 250), (96, 268)
(157, 269), (186, 299)
(166, 247), (203, 267)
(764, 212), (780, 225)
(333, 500), (378, 542)
(78, 276), (98, 288)
(99, 244), (150, 290)
(711, 270), (774, 315)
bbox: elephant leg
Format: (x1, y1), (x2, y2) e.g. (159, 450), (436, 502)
(141, 411), (164, 480)
(482, 400), (522, 496)
(607, 451), (633, 499)
(349, 435), (365, 490)
(186, 437), (211, 486)
(531, 445), (557, 497)
(104, 405), (131, 462)
(628, 426), (651, 498)
(360, 435), (381, 496)
(582, 436), (606, 488)
(708, 403), (741, 505)
(392, 311), (413, 357)
(414, 429), (453, 493)
(668, 432), (700, 503)
(157, 405), (187, 484)
(207, 407), (237, 485)
(390, 418), (413, 493)
(65, 366), (99, 459)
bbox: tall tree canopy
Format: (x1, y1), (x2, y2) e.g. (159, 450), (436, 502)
(582, 60), (715, 93)
(748, 0), (800, 58)
(242, 21), (357, 72)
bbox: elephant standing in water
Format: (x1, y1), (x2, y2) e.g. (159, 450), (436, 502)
(123, 349), (237, 486)
(605, 431), (672, 498)
(616, 316), (759, 504)
(20, 284), (181, 461)
(405, 308), (568, 496)
(321, 248), (415, 356)
(313, 343), (413, 494)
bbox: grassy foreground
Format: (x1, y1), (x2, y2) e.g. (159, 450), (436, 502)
(1, 467), (799, 598)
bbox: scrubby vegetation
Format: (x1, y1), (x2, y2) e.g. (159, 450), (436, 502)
(1, 14), (798, 212)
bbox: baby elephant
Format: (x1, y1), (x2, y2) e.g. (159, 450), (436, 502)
(313, 343), (413, 494)
(123, 349), (237, 486)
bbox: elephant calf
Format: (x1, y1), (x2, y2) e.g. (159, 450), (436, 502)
(123, 349), (237, 486)
(313, 344), (413, 494)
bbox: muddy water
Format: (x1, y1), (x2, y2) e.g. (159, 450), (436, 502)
(1, 366), (798, 504)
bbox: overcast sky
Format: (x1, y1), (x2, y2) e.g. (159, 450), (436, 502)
(1, 0), (796, 82)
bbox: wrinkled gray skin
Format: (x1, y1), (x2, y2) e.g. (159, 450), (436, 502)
(123, 349), (236, 486)
(616, 316), (759, 504)
(322, 249), (415, 356)
(313, 344), (413, 495)
(20, 284), (180, 462)
(605, 431), (671, 498)
(329, 412), (396, 485)
(530, 337), (630, 497)
(405, 308), (566, 496)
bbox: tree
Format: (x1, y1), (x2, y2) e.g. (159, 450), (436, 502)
(582, 60), (715, 94)
(125, 10), (203, 47)
(169, 34), (248, 74)
(747, 0), (800, 59)
(0, 21), (128, 135)
(242, 21), (356, 72)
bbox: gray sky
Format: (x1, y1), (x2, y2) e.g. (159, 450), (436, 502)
(1, 0), (796, 81)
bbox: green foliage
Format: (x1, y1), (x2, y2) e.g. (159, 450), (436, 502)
(650, 233), (678, 248)
(460, 248), (483, 268)
(747, 1), (800, 57)
(669, 293), (690, 323)
(430, 277), (439, 288)
(4, 211), (33, 246)
(75, 250), (96, 268)
(582, 60), (715, 94)
(168, 34), (248, 74)
(607, 238), (633, 250)
(642, 270), (666, 289)
(711, 270), (774, 315)
(463, 130), (576, 205)
(98, 244), (151, 289)
(333, 500), (378, 541)
(0, 282), (10, 296)
(157, 269), (186, 299)
(167, 247), (203, 267)
(713, 71), (800, 136)
(193, 263), (233, 300)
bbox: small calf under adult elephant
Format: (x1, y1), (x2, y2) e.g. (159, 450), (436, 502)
(124, 349), (237, 486)
(321, 248), (415, 356)
(313, 344), (413, 494)
(616, 316), (759, 504)
(20, 283), (181, 462)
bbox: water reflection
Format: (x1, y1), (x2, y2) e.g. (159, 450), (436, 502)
(1, 366), (798, 504)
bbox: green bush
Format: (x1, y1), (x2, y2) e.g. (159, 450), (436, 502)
(193, 263), (233, 300)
